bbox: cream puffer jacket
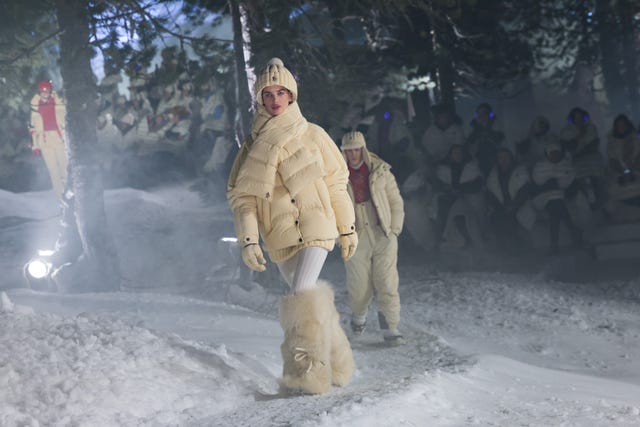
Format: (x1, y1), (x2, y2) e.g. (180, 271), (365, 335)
(227, 103), (356, 262)
(344, 150), (404, 237)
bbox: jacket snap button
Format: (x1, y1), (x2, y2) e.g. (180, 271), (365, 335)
(295, 220), (299, 225)
(291, 198), (295, 203)
(298, 238), (303, 242)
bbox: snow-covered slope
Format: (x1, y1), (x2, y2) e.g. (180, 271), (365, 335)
(1, 184), (639, 426)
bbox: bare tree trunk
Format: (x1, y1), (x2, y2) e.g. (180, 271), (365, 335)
(53, 0), (120, 292)
(230, 0), (253, 144)
(619, 0), (640, 118)
(595, 0), (625, 113)
(428, 7), (456, 109)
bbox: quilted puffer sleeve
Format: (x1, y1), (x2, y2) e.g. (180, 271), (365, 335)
(227, 142), (260, 246)
(313, 125), (356, 235)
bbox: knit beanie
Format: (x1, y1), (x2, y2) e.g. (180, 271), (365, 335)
(340, 131), (367, 151)
(254, 58), (298, 105)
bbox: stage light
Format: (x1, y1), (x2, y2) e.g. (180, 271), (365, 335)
(26, 259), (51, 279)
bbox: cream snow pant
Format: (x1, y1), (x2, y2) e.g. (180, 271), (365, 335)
(345, 225), (400, 330)
(40, 130), (68, 200)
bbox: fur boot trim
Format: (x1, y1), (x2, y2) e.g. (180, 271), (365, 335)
(318, 280), (355, 386)
(279, 284), (333, 394)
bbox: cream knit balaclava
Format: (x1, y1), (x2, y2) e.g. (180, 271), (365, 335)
(254, 57), (298, 105)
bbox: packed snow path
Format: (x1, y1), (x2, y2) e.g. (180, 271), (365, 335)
(1, 184), (640, 426)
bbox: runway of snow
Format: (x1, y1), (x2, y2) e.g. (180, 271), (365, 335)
(1, 184), (639, 426)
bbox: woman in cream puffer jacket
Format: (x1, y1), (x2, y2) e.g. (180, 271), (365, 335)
(227, 58), (357, 396)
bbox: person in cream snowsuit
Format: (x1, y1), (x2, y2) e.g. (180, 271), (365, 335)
(340, 131), (405, 344)
(29, 79), (68, 200)
(227, 58), (357, 395)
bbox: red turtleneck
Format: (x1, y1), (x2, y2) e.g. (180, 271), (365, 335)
(38, 96), (60, 132)
(348, 162), (371, 203)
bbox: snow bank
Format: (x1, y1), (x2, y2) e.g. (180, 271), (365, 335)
(0, 293), (254, 427)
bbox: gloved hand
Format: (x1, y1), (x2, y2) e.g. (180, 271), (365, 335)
(241, 243), (266, 272)
(32, 148), (41, 156)
(339, 232), (358, 261)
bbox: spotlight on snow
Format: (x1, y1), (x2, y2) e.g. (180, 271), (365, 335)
(23, 249), (56, 291)
(27, 259), (50, 279)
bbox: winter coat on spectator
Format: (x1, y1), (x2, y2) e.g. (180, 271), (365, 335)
(516, 116), (558, 172)
(606, 122), (640, 202)
(486, 161), (536, 230)
(434, 145), (486, 249)
(559, 119), (604, 179)
(199, 88), (228, 133)
(421, 120), (466, 167)
(531, 146), (576, 210)
(607, 129), (640, 176)
(96, 113), (122, 172)
(466, 118), (505, 177)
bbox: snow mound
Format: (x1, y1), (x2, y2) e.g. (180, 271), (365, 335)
(0, 306), (258, 426)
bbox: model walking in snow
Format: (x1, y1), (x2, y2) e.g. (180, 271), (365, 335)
(227, 58), (358, 395)
(29, 79), (68, 200)
(340, 131), (405, 344)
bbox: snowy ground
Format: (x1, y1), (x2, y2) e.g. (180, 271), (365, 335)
(1, 183), (640, 426)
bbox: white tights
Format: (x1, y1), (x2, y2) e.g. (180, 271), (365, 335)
(277, 246), (328, 294)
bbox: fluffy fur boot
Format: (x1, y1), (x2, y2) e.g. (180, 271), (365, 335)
(279, 284), (333, 394)
(318, 281), (355, 387)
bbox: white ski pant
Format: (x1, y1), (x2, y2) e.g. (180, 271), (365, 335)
(345, 225), (400, 330)
(277, 246), (328, 294)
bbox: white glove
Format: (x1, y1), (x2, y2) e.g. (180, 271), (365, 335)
(339, 233), (358, 261)
(242, 243), (266, 272)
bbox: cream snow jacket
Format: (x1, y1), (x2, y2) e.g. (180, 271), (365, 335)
(344, 150), (404, 237)
(227, 103), (356, 262)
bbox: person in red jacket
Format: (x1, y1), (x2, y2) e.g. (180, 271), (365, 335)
(29, 79), (68, 200)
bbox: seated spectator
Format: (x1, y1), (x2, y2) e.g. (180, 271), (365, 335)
(155, 84), (179, 116)
(466, 102), (505, 177)
(607, 114), (640, 187)
(196, 79), (232, 175)
(400, 164), (438, 254)
(532, 143), (584, 253)
(485, 148), (536, 254)
(559, 107), (606, 209)
(420, 103), (465, 169)
(604, 114), (640, 221)
(365, 97), (420, 184)
(433, 143), (486, 250)
(95, 112), (123, 177)
(138, 105), (192, 157)
(516, 115), (558, 172)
